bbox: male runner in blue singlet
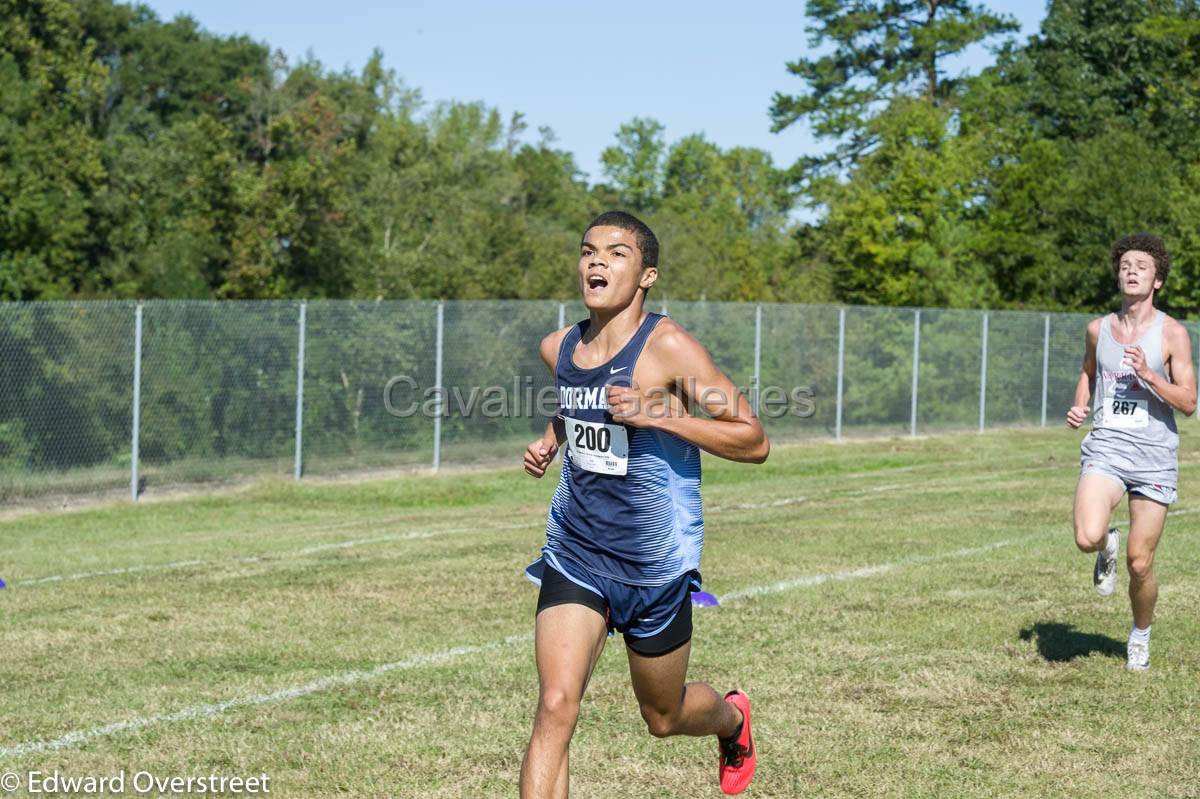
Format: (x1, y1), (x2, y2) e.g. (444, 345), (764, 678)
(1068, 233), (1196, 671)
(519, 212), (768, 797)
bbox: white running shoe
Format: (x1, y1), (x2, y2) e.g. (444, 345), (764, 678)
(1127, 640), (1150, 671)
(1093, 528), (1119, 597)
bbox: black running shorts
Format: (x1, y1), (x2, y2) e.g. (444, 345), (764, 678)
(535, 563), (694, 657)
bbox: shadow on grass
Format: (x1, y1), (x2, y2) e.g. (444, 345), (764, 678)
(1019, 622), (1125, 662)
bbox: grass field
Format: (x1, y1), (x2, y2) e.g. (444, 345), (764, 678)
(3, 427), (1200, 798)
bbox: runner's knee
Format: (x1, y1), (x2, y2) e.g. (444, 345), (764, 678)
(537, 687), (582, 730)
(1127, 553), (1154, 583)
(639, 703), (679, 738)
(1073, 520), (1104, 552)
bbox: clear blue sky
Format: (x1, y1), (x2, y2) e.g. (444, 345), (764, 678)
(141, 1), (1046, 183)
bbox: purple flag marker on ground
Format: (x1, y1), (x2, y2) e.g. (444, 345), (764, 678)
(0, 577), (6, 589)
(691, 590), (719, 607)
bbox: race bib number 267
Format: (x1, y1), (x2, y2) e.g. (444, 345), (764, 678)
(1102, 396), (1149, 429)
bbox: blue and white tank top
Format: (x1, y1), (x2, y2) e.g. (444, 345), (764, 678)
(542, 312), (704, 587)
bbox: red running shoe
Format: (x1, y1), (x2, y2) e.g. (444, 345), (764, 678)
(718, 690), (756, 795)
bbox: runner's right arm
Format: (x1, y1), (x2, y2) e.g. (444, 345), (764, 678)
(524, 418), (565, 478)
(524, 328), (571, 478)
(1067, 319), (1101, 429)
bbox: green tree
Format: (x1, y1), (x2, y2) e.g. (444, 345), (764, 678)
(813, 98), (996, 307)
(0, 0), (821, 305)
(766, 1), (1019, 307)
(652, 134), (808, 302)
(770, 0), (1018, 172)
(968, 0), (1200, 313)
(97, 114), (240, 298)
(1007, 0), (1200, 160)
(510, 131), (596, 298)
(221, 62), (366, 299)
(599, 117), (666, 212)
(976, 123), (1180, 312)
(72, 1), (275, 298)
(0, 0), (108, 299)
(75, 1), (270, 140)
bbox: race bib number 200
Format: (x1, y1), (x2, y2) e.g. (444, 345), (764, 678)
(562, 416), (629, 476)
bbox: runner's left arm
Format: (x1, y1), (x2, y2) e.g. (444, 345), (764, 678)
(1128, 321), (1197, 416)
(607, 324), (768, 463)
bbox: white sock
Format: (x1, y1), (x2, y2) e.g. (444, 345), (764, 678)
(1130, 624), (1151, 646)
(1105, 531), (1119, 558)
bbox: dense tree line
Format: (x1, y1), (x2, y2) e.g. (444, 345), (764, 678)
(3, 0), (1200, 313)
(773, 0), (1200, 315)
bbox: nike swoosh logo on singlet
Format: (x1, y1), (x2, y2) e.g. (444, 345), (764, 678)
(610, 366), (628, 374)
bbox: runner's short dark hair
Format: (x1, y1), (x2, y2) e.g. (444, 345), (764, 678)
(585, 211), (659, 269)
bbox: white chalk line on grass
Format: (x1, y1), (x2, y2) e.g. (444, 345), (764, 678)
(0, 530), (1053, 758)
(12, 522), (539, 588)
(720, 537), (1029, 601)
(0, 633), (533, 758)
(15, 485), (898, 584)
(6, 451), (1061, 585)
(719, 503), (1200, 603)
(8, 458), (1177, 589)
(715, 500), (1200, 603)
(709, 496), (807, 512)
(706, 461), (1075, 514)
(10, 452), (1067, 586)
(2, 473), (965, 586)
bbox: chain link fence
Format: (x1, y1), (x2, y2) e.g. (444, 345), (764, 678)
(3, 300), (1197, 505)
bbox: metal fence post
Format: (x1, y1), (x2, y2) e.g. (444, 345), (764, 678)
(131, 302), (143, 502)
(433, 300), (444, 471)
(979, 313), (989, 432)
(910, 309), (921, 437)
(752, 304), (762, 414)
(293, 300), (307, 481)
(835, 307), (845, 441)
(1041, 314), (1051, 427)
(558, 302), (565, 330)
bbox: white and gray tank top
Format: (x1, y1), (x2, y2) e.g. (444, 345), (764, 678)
(1084, 311), (1178, 476)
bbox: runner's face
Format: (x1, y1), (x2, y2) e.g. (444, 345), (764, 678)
(1117, 250), (1161, 298)
(578, 226), (656, 310)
